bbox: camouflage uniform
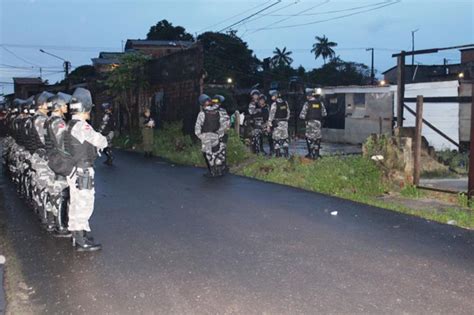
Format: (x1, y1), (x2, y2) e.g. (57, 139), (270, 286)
(98, 109), (115, 165)
(268, 98), (290, 157)
(44, 112), (69, 228)
(299, 96), (327, 159)
(195, 104), (230, 177)
(26, 110), (53, 223)
(248, 101), (265, 154)
(65, 114), (108, 232)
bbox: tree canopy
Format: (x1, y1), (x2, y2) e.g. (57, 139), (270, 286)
(197, 31), (261, 87)
(311, 35), (337, 64)
(147, 19), (194, 41)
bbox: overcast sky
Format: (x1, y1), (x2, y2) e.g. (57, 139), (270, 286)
(1, 0), (473, 95)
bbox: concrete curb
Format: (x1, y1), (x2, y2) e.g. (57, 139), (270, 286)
(0, 255), (5, 315)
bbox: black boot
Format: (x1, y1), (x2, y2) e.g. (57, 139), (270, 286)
(54, 190), (71, 237)
(44, 211), (55, 232)
(268, 138), (274, 156)
(275, 148), (281, 158)
(103, 148), (114, 165)
(305, 139), (311, 158)
(283, 147), (289, 158)
(72, 231), (102, 252)
(203, 153), (213, 177)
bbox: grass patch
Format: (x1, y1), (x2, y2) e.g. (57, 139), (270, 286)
(400, 184), (424, 199)
(238, 155), (385, 199)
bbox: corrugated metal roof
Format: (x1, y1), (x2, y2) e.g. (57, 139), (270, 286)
(12, 77), (43, 84)
(91, 58), (120, 65)
(98, 52), (124, 59)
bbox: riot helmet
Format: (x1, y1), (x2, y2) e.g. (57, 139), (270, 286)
(69, 88), (94, 113)
(198, 94), (211, 106)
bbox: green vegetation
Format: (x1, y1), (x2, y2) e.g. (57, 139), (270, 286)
(436, 149), (468, 175)
(238, 155), (385, 198)
(114, 123), (474, 229)
(400, 184), (424, 199)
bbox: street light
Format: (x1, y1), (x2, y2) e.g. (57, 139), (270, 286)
(39, 49), (71, 80)
(227, 78), (233, 84)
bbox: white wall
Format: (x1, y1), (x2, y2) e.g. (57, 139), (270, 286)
(391, 80), (459, 150)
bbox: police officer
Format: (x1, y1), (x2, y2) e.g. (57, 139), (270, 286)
(64, 87), (107, 251)
(248, 89), (264, 154)
(258, 94), (273, 155)
(195, 94), (230, 177)
(267, 90), (290, 158)
(44, 92), (72, 237)
(27, 91), (55, 229)
(98, 102), (115, 165)
(299, 88), (327, 159)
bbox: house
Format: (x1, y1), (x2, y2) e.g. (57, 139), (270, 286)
(91, 52), (124, 73)
(124, 39), (194, 58)
(13, 77), (44, 99)
(383, 48), (474, 84)
(321, 85), (393, 144)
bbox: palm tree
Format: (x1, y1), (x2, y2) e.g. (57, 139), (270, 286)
(311, 35), (337, 64)
(271, 47), (293, 67)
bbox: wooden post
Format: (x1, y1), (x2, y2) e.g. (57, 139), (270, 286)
(468, 84), (474, 200)
(396, 51), (406, 128)
(234, 110), (240, 135)
(379, 116), (383, 135)
(413, 95), (423, 185)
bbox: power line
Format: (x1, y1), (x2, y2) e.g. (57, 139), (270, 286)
(0, 43), (119, 52)
(248, 0), (331, 35)
(219, 0), (283, 33)
(1, 46), (41, 67)
(265, 1), (393, 16)
(240, 0), (301, 26)
(248, 0), (400, 31)
(197, 0), (273, 33)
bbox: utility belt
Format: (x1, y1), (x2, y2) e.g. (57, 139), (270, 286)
(272, 119), (287, 128)
(72, 167), (94, 190)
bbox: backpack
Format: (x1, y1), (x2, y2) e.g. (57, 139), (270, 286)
(46, 120), (75, 177)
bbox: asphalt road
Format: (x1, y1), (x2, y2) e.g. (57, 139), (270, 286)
(0, 150), (473, 314)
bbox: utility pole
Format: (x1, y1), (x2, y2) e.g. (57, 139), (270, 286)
(39, 67), (42, 79)
(366, 48), (375, 84)
(411, 29), (419, 67)
(39, 49), (70, 80)
(39, 49), (70, 89)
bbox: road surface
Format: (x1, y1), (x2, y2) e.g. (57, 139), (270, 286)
(1, 150), (473, 314)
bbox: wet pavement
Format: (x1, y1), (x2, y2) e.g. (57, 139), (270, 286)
(1, 150), (473, 314)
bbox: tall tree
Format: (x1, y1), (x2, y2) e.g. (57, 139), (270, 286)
(311, 35), (337, 64)
(147, 19), (194, 41)
(197, 31), (261, 87)
(271, 47), (293, 67)
(106, 53), (151, 132)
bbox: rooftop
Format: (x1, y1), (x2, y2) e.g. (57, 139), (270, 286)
(12, 77), (44, 85)
(125, 39), (194, 49)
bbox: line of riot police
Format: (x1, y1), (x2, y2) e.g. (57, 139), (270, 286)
(2, 88), (108, 251)
(246, 88), (327, 159)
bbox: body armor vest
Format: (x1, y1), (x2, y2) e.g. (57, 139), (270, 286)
(274, 100), (288, 120)
(28, 115), (46, 153)
(306, 100), (323, 121)
(64, 120), (97, 167)
(44, 116), (62, 152)
(202, 110), (220, 133)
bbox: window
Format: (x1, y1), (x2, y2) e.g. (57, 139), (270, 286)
(354, 93), (366, 107)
